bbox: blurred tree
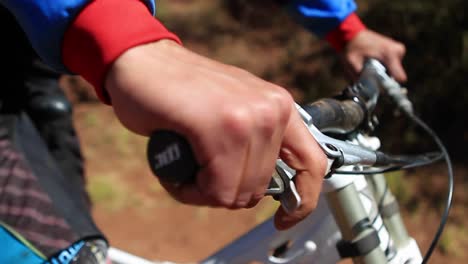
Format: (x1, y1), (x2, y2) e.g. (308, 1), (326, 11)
(362, 0), (467, 160)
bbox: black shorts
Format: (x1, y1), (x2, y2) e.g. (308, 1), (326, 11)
(0, 5), (106, 262)
(0, 111), (105, 256)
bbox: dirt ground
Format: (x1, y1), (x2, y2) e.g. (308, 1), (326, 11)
(73, 103), (467, 264)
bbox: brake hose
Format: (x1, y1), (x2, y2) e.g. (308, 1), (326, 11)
(409, 113), (454, 264)
(381, 79), (454, 264)
(334, 110), (454, 263)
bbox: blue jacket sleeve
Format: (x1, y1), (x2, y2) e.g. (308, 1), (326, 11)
(284, 0), (357, 37)
(0, 0), (156, 72)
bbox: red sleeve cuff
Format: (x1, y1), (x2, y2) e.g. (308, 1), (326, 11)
(325, 13), (366, 52)
(62, 0), (182, 104)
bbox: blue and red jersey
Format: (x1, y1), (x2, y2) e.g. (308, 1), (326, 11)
(0, 0), (365, 103)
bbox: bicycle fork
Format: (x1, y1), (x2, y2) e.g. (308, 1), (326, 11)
(323, 135), (422, 264)
(325, 173), (392, 264)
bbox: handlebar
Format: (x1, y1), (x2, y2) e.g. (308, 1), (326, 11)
(146, 93), (369, 187)
(146, 59), (390, 186)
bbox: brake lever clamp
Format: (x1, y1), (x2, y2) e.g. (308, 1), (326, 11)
(340, 83), (378, 132)
(324, 148), (345, 179)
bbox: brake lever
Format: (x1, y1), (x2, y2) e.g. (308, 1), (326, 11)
(296, 103), (380, 167)
(267, 160), (302, 214)
(267, 104), (382, 213)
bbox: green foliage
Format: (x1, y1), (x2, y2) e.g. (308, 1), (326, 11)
(87, 173), (145, 212)
(87, 175), (131, 211)
(83, 113), (97, 127)
(87, 176), (116, 203)
(438, 224), (467, 257)
(385, 171), (412, 206)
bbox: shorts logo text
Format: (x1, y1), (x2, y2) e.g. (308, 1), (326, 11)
(45, 241), (85, 264)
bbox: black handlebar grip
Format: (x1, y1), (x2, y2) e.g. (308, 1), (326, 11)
(302, 98), (364, 133)
(147, 130), (199, 184)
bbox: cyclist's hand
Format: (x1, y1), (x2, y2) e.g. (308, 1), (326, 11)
(343, 29), (407, 82)
(104, 40), (328, 229)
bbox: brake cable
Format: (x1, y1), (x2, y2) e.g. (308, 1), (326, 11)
(406, 112), (454, 264)
(380, 73), (454, 263)
(334, 151), (443, 175)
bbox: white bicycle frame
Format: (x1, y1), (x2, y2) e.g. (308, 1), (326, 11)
(108, 135), (423, 264)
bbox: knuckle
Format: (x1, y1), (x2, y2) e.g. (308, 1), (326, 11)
(246, 195), (262, 208)
(221, 107), (252, 142)
(232, 197), (250, 209)
(206, 190), (236, 207)
(253, 87), (292, 137)
(253, 103), (277, 136)
(200, 174), (237, 207)
(267, 87), (293, 123)
(252, 192), (265, 202)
